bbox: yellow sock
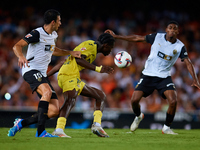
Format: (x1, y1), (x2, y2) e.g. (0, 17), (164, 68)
(93, 110), (102, 124)
(56, 117), (67, 130)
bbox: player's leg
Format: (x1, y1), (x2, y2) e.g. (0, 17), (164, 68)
(35, 83), (59, 137)
(80, 84), (109, 137)
(162, 90), (178, 135)
(130, 90), (144, 132)
(52, 89), (78, 138)
(8, 70), (58, 137)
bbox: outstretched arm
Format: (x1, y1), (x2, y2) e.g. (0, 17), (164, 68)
(184, 58), (200, 89)
(53, 47), (81, 58)
(76, 55), (114, 74)
(105, 29), (146, 42)
(47, 60), (65, 77)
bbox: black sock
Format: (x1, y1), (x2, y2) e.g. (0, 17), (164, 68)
(165, 113), (175, 127)
(132, 103), (141, 117)
(37, 101), (49, 136)
(21, 113), (50, 127)
(21, 113), (39, 127)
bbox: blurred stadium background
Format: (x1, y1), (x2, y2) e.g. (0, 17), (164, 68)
(0, 0), (200, 129)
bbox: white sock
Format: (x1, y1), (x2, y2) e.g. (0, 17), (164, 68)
(55, 128), (64, 132)
(94, 122), (101, 127)
(163, 124), (170, 130)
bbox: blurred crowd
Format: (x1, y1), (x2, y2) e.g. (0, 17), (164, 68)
(0, 7), (200, 113)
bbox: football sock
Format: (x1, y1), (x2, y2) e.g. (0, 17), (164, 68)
(21, 113), (39, 127)
(21, 113), (50, 127)
(55, 117), (67, 131)
(37, 101), (49, 136)
(93, 110), (102, 125)
(165, 113), (175, 127)
(132, 103), (141, 117)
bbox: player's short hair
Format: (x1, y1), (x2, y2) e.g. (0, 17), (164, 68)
(44, 9), (60, 25)
(98, 33), (115, 45)
(167, 21), (179, 27)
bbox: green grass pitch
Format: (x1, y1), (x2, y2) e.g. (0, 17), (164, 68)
(0, 128), (200, 150)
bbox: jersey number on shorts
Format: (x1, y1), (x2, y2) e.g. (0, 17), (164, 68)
(33, 72), (43, 80)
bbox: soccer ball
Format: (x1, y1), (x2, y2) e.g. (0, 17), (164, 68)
(114, 51), (132, 68)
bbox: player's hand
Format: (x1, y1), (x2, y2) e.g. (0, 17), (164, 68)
(104, 29), (116, 37)
(18, 56), (29, 69)
(191, 80), (200, 89)
(100, 66), (114, 74)
(70, 51), (81, 58)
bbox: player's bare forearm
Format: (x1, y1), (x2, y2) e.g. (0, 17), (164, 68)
(114, 35), (146, 42)
(53, 47), (81, 58)
(105, 29), (146, 42)
(184, 58), (200, 88)
(13, 39), (29, 68)
(53, 47), (70, 56)
(75, 57), (96, 71)
(13, 39), (28, 58)
(47, 60), (65, 77)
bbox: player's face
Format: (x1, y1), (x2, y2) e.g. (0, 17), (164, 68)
(166, 24), (179, 38)
(102, 43), (114, 56)
(53, 16), (61, 31)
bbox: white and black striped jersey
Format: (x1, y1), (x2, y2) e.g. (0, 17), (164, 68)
(142, 33), (188, 78)
(22, 27), (58, 77)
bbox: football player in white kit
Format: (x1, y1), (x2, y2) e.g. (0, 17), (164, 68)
(105, 21), (200, 134)
(8, 9), (81, 137)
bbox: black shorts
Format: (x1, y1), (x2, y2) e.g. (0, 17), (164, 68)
(23, 69), (58, 99)
(135, 74), (176, 99)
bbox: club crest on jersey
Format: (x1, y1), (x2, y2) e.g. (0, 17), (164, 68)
(80, 47), (86, 51)
(25, 34), (32, 38)
(173, 49), (177, 55)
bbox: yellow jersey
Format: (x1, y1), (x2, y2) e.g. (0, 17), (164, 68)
(58, 40), (97, 78)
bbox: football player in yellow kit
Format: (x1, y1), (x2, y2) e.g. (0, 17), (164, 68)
(47, 33), (115, 137)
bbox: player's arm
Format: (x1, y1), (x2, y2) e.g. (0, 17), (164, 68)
(105, 29), (146, 42)
(13, 29), (40, 68)
(53, 47), (81, 58)
(75, 55), (114, 74)
(47, 60), (65, 77)
(184, 58), (200, 89)
(13, 39), (29, 68)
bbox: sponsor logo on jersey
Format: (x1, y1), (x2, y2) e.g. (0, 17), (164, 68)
(25, 33), (32, 38)
(157, 51), (172, 61)
(80, 47), (86, 51)
(184, 52), (188, 55)
(45, 45), (55, 51)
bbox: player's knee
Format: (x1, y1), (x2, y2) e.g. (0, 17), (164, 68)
(100, 91), (106, 102)
(131, 96), (140, 105)
(69, 98), (76, 107)
(169, 99), (177, 108)
(42, 89), (52, 101)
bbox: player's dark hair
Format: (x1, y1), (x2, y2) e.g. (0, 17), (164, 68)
(44, 9), (60, 24)
(167, 21), (179, 27)
(98, 33), (115, 46)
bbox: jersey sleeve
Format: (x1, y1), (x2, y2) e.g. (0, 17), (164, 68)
(23, 30), (40, 44)
(179, 46), (188, 61)
(145, 33), (157, 44)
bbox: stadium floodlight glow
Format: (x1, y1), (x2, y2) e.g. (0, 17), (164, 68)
(5, 93), (11, 100)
